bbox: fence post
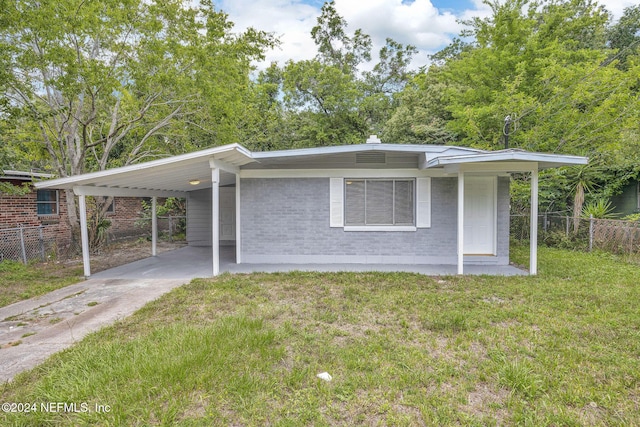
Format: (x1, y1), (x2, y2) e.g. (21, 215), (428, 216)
(589, 215), (594, 252)
(168, 215), (173, 242)
(19, 227), (27, 264)
(543, 213), (548, 232)
(39, 226), (45, 261)
(565, 215), (569, 237)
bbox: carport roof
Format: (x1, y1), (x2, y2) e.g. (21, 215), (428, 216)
(34, 143), (588, 197)
(35, 144), (254, 197)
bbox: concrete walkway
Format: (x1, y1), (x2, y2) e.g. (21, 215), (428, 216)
(0, 277), (187, 383)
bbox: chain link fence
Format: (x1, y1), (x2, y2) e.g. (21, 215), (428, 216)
(105, 216), (186, 244)
(0, 216), (186, 264)
(590, 218), (640, 254)
(0, 226), (58, 263)
(511, 214), (640, 254)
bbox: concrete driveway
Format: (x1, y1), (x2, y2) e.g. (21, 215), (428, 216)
(0, 277), (187, 383)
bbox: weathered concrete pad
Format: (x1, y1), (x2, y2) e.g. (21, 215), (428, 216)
(0, 278), (187, 383)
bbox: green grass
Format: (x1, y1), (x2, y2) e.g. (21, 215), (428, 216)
(2, 246), (640, 425)
(0, 261), (83, 308)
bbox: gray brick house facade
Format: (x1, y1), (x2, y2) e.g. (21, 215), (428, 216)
(35, 140), (587, 277)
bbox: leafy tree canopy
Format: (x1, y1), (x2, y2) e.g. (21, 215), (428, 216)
(0, 0), (275, 234)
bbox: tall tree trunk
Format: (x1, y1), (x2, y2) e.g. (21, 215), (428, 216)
(64, 188), (81, 254)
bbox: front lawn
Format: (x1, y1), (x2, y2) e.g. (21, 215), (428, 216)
(0, 261), (82, 309)
(2, 247), (639, 425)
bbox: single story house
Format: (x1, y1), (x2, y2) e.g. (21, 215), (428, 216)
(35, 137), (587, 277)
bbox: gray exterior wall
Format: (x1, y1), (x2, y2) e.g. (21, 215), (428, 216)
(240, 177), (510, 265)
(497, 176), (511, 262)
(186, 188), (212, 247)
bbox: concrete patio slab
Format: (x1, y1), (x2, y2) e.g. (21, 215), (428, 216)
(91, 245), (528, 279)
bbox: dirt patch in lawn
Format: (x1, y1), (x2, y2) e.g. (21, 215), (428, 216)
(63, 240), (187, 273)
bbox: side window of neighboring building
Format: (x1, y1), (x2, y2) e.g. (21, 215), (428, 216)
(36, 189), (59, 215)
(106, 198), (115, 214)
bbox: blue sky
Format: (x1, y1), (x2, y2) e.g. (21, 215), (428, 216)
(219, 0), (637, 70)
(428, 0), (475, 13)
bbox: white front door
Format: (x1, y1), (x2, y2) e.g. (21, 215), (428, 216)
(464, 176), (497, 255)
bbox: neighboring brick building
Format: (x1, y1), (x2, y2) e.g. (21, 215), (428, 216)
(1, 170), (147, 256)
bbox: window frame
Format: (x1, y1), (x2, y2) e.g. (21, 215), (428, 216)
(343, 178), (416, 229)
(36, 189), (59, 216)
(105, 198), (115, 215)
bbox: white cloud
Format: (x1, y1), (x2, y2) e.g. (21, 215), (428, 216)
(219, 0), (638, 71)
(220, 0), (488, 70)
(217, 0), (319, 66)
(603, 0), (639, 19)
(334, 0), (460, 67)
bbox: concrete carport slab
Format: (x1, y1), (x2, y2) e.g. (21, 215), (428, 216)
(91, 246), (528, 278)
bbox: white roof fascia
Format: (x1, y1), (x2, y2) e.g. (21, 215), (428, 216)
(34, 143), (254, 190)
(427, 151), (588, 169)
(2, 170), (55, 180)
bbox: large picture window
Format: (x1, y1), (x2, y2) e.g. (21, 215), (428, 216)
(36, 189), (59, 215)
(344, 179), (415, 226)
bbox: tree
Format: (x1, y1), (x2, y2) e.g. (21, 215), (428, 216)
(382, 69), (456, 144)
(311, 1), (371, 73)
(266, 1), (416, 148)
(391, 0), (640, 216)
(0, 0), (274, 243)
(606, 4), (640, 69)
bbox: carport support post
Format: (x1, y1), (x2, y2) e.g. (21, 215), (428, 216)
(235, 173), (241, 264)
(211, 167), (220, 276)
(78, 194), (91, 277)
(530, 168), (539, 275)
(457, 172), (465, 275)
(151, 196), (157, 256)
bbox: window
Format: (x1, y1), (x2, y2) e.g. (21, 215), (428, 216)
(36, 190), (59, 215)
(106, 198), (115, 214)
(329, 177), (430, 229)
(344, 179), (415, 226)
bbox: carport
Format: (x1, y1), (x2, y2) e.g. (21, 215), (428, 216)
(35, 144), (254, 278)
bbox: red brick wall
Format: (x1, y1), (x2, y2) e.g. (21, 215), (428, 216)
(105, 197), (147, 238)
(0, 187), (72, 250)
(1, 187), (148, 249)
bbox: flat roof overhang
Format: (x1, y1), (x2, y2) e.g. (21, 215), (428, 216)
(425, 150), (588, 173)
(34, 144), (589, 197)
(34, 144), (254, 197)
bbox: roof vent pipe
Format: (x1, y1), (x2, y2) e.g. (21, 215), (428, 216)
(366, 135), (381, 144)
